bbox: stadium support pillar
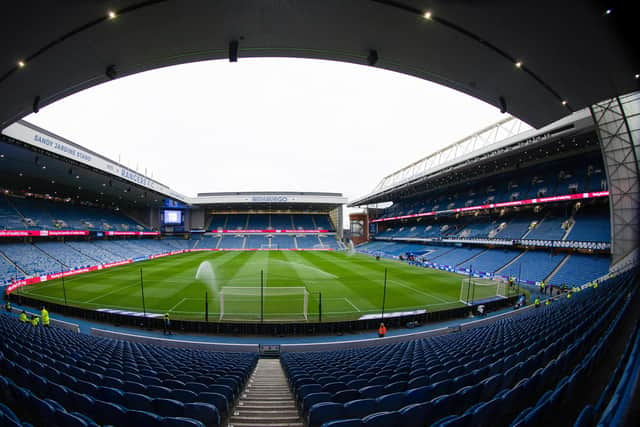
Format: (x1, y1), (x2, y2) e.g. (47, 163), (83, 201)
(140, 269), (147, 322)
(591, 92), (640, 266)
(260, 270), (264, 323)
(205, 291), (208, 322)
(381, 268), (388, 320)
(62, 276), (67, 306)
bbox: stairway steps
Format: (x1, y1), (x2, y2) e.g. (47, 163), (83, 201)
(236, 403), (297, 411)
(228, 358), (303, 427)
(234, 409), (299, 415)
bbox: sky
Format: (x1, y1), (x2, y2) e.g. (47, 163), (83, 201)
(25, 58), (506, 205)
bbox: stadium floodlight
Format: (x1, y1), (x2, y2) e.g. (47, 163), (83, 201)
(105, 65), (118, 80)
(17, 60), (25, 68)
(108, 10), (117, 19)
(561, 100), (568, 106)
(229, 40), (239, 62)
(423, 11), (432, 20)
(515, 61), (523, 68)
(32, 96), (40, 114)
(499, 96), (507, 114)
(635, 74), (639, 79)
(367, 50), (379, 66)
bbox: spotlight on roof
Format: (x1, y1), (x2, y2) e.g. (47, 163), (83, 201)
(604, 9), (612, 15)
(108, 10), (117, 19)
(499, 96), (507, 114)
(561, 100), (568, 106)
(635, 74), (639, 79)
(423, 11), (432, 20)
(105, 65), (118, 80)
(367, 50), (379, 66)
(17, 60), (26, 68)
(515, 61), (523, 68)
(32, 96), (40, 114)
(229, 40), (239, 62)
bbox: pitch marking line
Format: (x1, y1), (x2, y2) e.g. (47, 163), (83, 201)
(343, 297), (361, 312)
(388, 279), (449, 303)
(168, 298), (187, 313)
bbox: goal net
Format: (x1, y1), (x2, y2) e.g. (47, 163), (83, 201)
(260, 244), (277, 250)
(219, 286), (309, 321)
(459, 278), (512, 305)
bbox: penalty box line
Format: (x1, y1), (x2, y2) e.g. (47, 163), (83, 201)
(167, 297), (203, 314)
(322, 297), (362, 312)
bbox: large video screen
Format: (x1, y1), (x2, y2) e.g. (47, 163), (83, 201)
(163, 210), (183, 225)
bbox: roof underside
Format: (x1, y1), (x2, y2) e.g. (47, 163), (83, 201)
(0, 1), (637, 131)
(350, 112), (602, 206)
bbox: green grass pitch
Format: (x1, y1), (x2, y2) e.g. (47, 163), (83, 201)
(16, 251), (506, 322)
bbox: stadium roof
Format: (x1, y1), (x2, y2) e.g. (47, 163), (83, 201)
(0, 1), (637, 131)
(350, 109), (599, 206)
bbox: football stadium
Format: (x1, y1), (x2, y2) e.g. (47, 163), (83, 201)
(0, 2), (639, 427)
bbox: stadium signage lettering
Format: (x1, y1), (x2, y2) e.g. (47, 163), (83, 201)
(250, 196), (289, 202)
(211, 229), (329, 234)
(34, 134), (92, 162)
(120, 168), (154, 188)
(0, 230), (89, 238)
(371, 190), (610, 223)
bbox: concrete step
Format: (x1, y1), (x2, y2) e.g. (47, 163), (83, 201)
(233, 409), (300, 417)
(236, 402), (297, 410)
(230, 415), (302, 423)
(242, 391), (291, 397)
(228, 422), (303, 427)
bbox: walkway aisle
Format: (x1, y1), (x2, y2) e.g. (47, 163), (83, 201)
(227, 358), (303, 427)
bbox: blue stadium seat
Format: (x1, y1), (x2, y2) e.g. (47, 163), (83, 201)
(359, 385), (384, 399)
(343, 398), (377, 419)
(376, 392), (406, 412)
(97, 386), (125, 405)
(153, 398), (185, 418)
(321, 419), (364, 427)
(125, 410), (163, 427)
(124, 392), (154, 412)
(362, 410), (401, 427)
(171, 389), (198, 403)
(308, 402), (344, 427)
(303, 392), (333, 415)
(196, 392), (228, 417)
(93, 399), (127, 426)
(333, 389), (361, 403)
(160, 417), (206, 427)
(206, 384), (234, 402)
(183, 402), (220, 427)
(54, 410), (90, 427)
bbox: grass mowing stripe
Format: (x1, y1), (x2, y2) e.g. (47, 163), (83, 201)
(18, 251), (481, 321)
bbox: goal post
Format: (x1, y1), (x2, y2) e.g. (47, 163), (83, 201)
(459, 278), (511, 305)
(219, 286), (309, 321)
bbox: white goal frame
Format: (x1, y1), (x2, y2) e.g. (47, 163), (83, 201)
(459, 279), (509, 305)
(219, 286), (309, 321)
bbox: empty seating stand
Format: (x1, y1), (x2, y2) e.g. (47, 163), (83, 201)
(281, 270), (636, 427)
(0, 314), (258, 427)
